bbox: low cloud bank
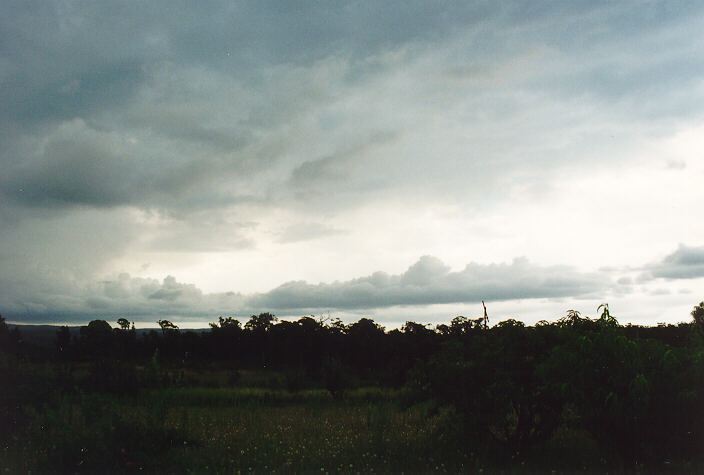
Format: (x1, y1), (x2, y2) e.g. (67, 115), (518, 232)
(641, 244), (704, 280)
(249, 256), (606, 310)
(9, 244), (704, 325)
(2, 255), (609, 324)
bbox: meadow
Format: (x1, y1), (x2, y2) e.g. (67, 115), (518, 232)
(2, 305), (704, 472)
(1, 364), (607, 473)
(2, 361), (468, 473)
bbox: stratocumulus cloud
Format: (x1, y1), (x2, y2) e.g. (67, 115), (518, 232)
(1, 256), (610, 323)
(249, 256), (606, 310)
(642, 244), (704, 280)
(1, 1), (703, 326)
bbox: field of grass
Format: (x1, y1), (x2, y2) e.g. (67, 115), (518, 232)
(3, 383), (475, 473)
(5, 311), (703, 472)
(3, 354), (690, 473)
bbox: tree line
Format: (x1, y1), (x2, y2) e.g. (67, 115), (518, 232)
(2, 302), (704, 468)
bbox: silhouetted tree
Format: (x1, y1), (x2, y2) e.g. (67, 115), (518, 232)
(244, 313), (277, 367)
(597, 303), (619, 328)
(80, 320), (113, 356)
(210, 316), (242, 331)
(0, 315), (21, 353)
(346, 318), (385, 375)
(209, 317), (243, 360)
(244, 312), (277, 333)
(157, 319), (179, 334)
(692, 301), (704, 330)
(0, 315), (10, 351)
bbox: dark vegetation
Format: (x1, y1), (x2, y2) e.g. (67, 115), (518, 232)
(2, 302), (704, 472)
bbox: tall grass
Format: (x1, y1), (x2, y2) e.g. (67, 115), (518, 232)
(2, 385), (469, 473)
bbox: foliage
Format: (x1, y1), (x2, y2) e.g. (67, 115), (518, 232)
(692, 301), (704, 330)
(3, 303), (704, 471)
(157, 319), (179, 334)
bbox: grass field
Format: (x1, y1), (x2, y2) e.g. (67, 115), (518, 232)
(1, 356), (685, 473)
(3, 383), (476, 473)
(5, 314), (703, 473)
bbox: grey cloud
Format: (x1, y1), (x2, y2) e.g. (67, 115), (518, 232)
(276, 222), (344, 244)
(148, 289), (182, 301)
(1, 118), (258, 211)
(1, 255), (610, 324)
(0, 206), (139, 279)
(2, 1), (704, 326)
(290, 155), (352, 187)
(147, 276), (201, 302)
(142, 212), (257, 253)
(0, 0), (495, 128)
(649, 288), (671, 296)
(147, 233), (254, 254)
(250, 255), (607, 310)
(645, 244), (704, 280)
(666, 160), (687, 170)
(401, 256), (451, 286)
(5, 121), (139, 207)
(1, 272), (242, 323)
(0, 203), (259, 323)
(517, 2), (704, 118)
(289, 131), (398, 186)
(3, 1), (703, 218)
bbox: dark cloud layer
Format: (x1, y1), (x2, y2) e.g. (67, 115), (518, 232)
(645, 244), (704, 280)
(2, 1), (702, 214)
(1, 1), (702, 324)
(250, 256), (606, 310)
(1, 255), (609, 323)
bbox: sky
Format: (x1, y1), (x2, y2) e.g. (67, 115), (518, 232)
(1, 0), (704, 328)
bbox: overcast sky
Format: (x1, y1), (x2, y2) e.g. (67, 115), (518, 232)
(2, 0), (703, 328)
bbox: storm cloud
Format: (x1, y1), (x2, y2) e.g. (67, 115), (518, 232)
(644, 244), (704, 280)
(3, 1), (703, 215)
(1, 255), (609, 323)
(1, 1), (703, 325)
(250, 255), (607, 310)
